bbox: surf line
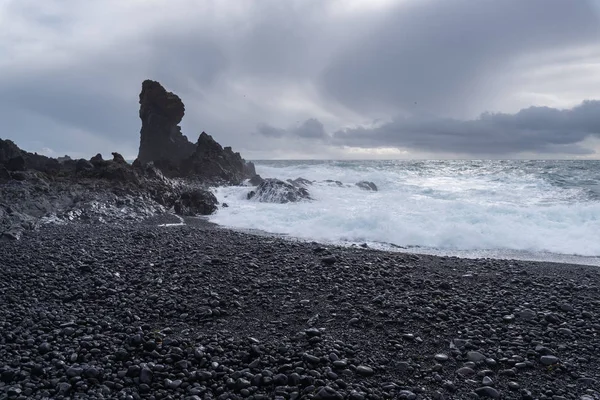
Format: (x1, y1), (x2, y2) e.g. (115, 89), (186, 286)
(158, 214), (186, 227)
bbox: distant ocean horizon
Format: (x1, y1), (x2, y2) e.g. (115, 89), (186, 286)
(208, 160), (600, 266)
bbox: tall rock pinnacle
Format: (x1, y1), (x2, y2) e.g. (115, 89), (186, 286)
(136, 80), (195, 165)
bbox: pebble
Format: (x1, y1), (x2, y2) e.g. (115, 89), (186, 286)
(356, 365), (374, 377)
(540, 355), (559, 365)
(467, 351), (486, 362)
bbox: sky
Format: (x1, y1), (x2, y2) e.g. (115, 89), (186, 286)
(1, 0), (600, 160)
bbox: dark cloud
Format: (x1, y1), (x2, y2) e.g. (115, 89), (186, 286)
(333, 100), (600, 155)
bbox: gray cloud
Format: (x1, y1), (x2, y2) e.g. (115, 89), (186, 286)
(256, 118), (328, 140)
(0, 0), (599, 159)
(333, 100), (600, 155)
(321, 0), (600, 118)
(256, 123), (286, 138)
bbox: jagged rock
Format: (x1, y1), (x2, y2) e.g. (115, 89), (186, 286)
(182, 132), (253, 184)
(136, 80), (195, 166)
(90, 154), (104, 166)
(112, 152), (127, 164)
(174, 189), (218, 216)
(356, 181), (378, 191)
(287, 177), (313, 187)
(247, 179), (311, 203)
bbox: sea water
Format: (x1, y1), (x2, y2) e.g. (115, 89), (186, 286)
(209, 160), (600, 266)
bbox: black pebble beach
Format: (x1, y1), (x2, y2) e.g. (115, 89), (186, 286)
(1, 219), (599, 400)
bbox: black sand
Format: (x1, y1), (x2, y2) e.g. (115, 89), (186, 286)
(0, 220), (599, 399)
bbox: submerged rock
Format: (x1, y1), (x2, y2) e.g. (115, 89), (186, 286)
(356, 181), (378, 191)
(287, 177), (313, 187)
(247, 179), (311, 203)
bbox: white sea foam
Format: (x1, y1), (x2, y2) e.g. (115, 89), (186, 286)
(209, 161), (600, 265)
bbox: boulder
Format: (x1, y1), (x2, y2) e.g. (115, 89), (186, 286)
(174, 189), (218, 216)
(356, 181), (378, 191)
(247, 179), (311, 203)
(136, 79), (195, 165)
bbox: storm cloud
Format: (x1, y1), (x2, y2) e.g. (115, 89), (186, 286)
(0, 0), (599, 159)
(332, 100), (600, 156)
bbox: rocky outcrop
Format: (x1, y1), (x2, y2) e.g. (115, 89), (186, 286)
(247, 179), (311, 203)
(181, 132), (256, 184)
(356, 181), (378, 191)
(0, 139), (219, 240)
(1, 79), (259, 239)
(137, 80), (195, 166)
(135, 80), (255, 184)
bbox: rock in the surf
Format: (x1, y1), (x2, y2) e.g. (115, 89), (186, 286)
(287, 177), (313, 187)
(356, 181), (378, 191)
(247, 178), (311, 203)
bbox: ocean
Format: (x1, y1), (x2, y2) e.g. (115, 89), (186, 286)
(209, 160), (600, 266)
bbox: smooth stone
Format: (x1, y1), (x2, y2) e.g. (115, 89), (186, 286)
(540, 355), (559, 365)
(356, 365), (374, 377)
(467, 351), (486, 362)
(435, 354), (449, 362)
(475, 386), (500, 399)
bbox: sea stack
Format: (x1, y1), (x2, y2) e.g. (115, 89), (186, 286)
(136, 80), (195, 165)
(135, 80), (257, 184)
